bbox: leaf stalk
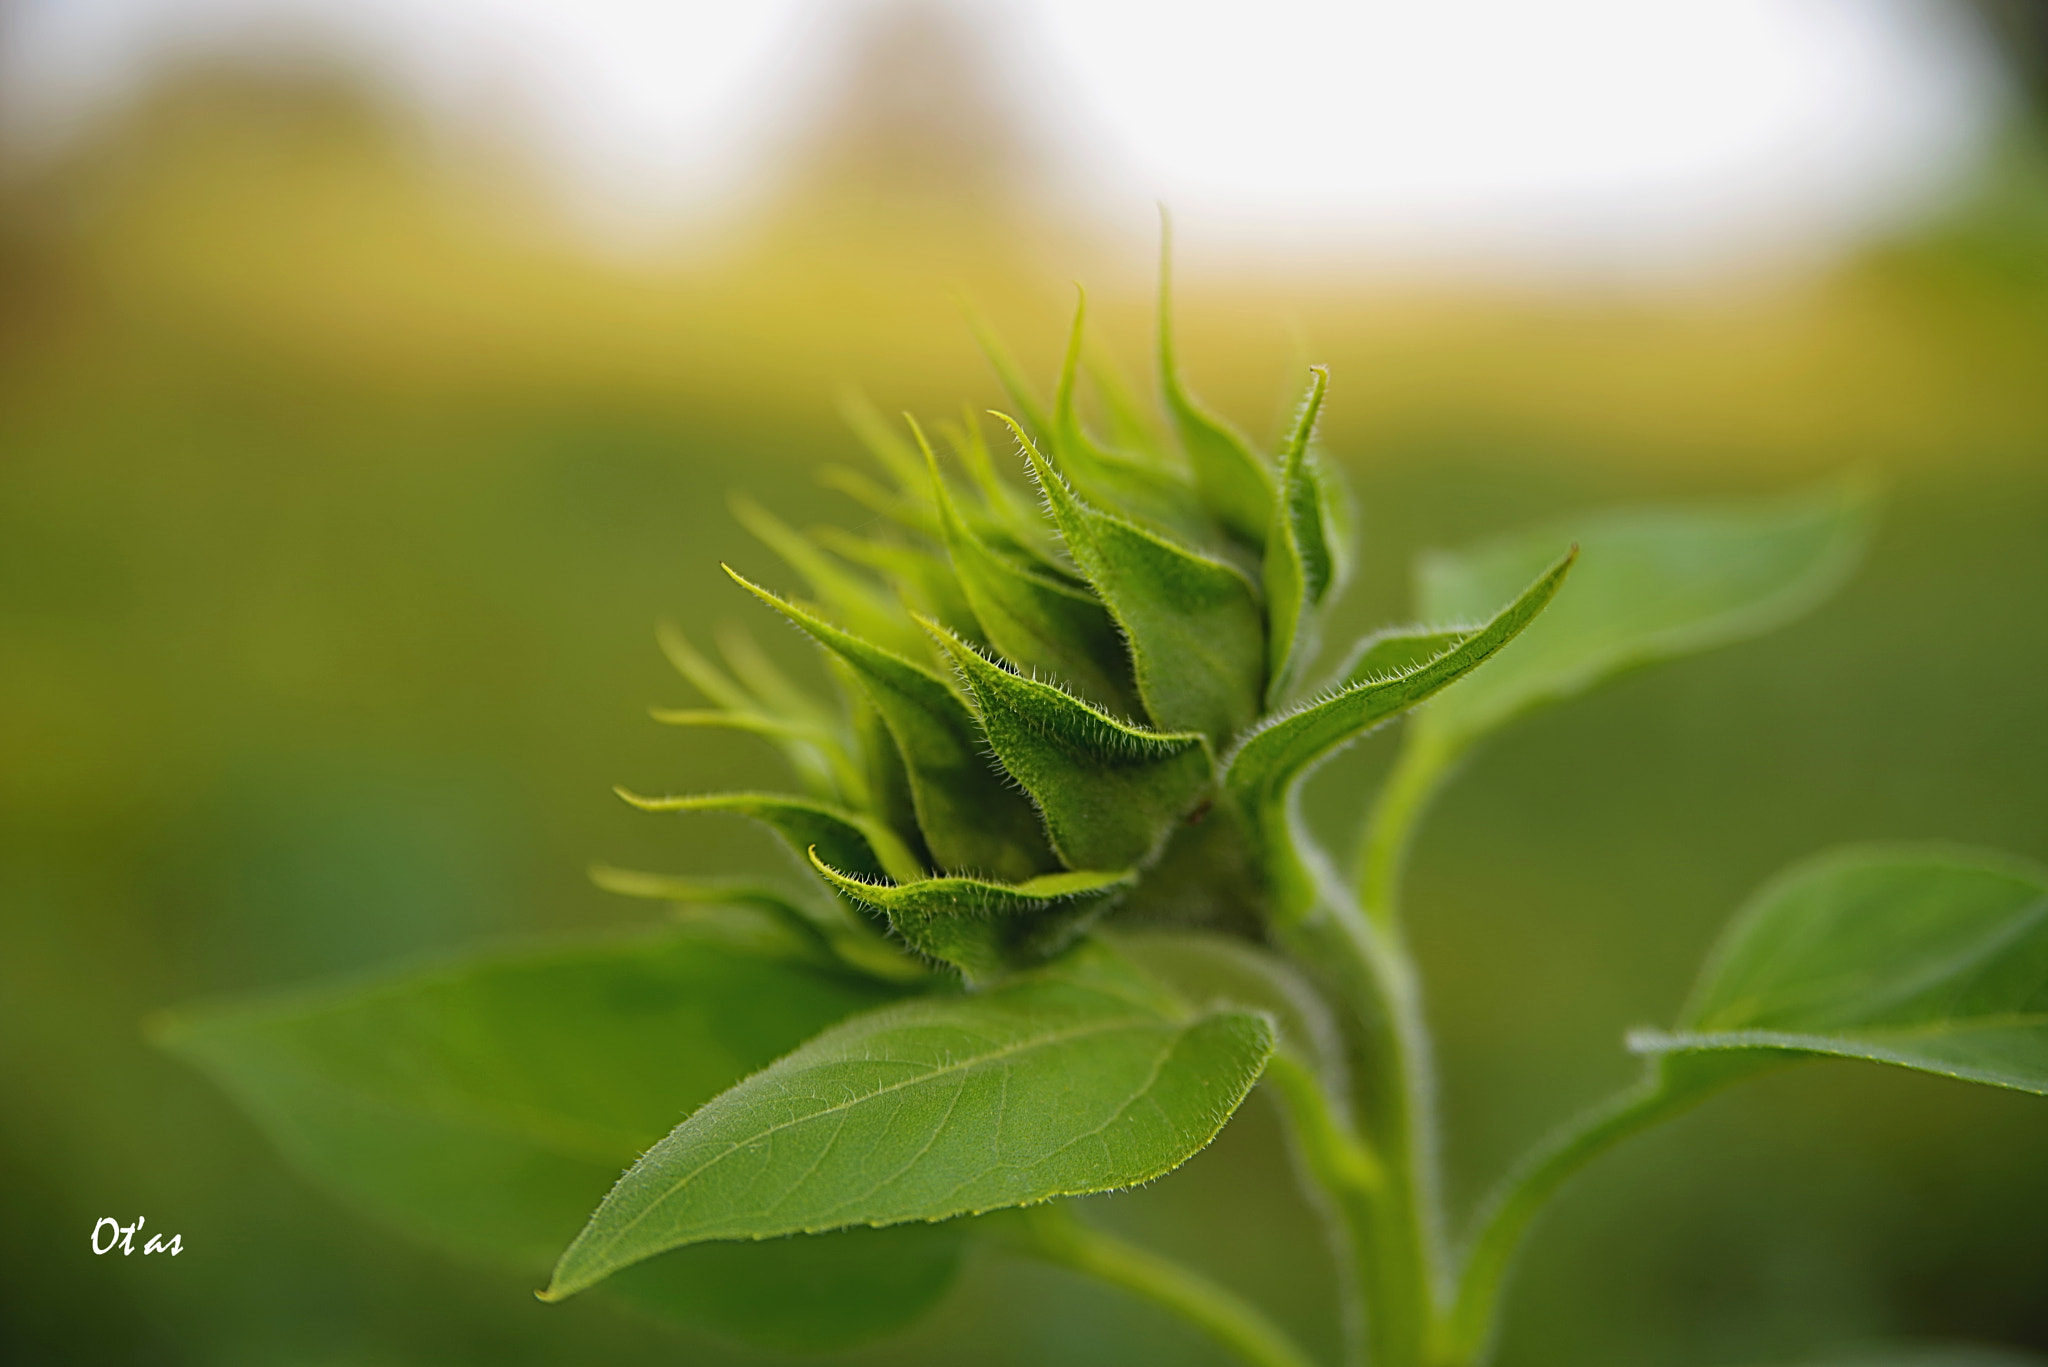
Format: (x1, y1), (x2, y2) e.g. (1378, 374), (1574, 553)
(1013, 1204), (1324, 1367)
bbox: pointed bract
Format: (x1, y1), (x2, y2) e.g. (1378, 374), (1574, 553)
(1228, 549), (1574, 916)
(731, 495), (926, 659)
(1003, 415), (1265, 745)
(1334, 626), (1476, 686)
(811, 852), (1134, 981)
(1158, 218), (1274, 548)
(614, 788), (925, 886)
(728, 568), (1056, 882)
(1262, 367), (1338, 704)
(1054, 287), (1215, 547)
(929, 624), (1214, 873)
(917, 418), (1140, 716)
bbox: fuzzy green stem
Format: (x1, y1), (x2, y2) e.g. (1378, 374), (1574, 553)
(1279, 886), (1444, 1367)
(1264, 1051), (1380, 1367)
(1435, 1080), (1696, 1365)
(1015, 1204), (1323, 1367)
(1264, 1053), (1385, 1197)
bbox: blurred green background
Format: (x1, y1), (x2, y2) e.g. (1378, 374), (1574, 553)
(4, 6), (2048, 1365)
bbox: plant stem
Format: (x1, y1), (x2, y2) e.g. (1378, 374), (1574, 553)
(1014, 1204), (1324, 1367)
(1264, 1052), (1382, 1367)
(1354, 728), (1455, 927)
(1435, 1077), (1716, 1365)
(1278, 883), (1443, 1367)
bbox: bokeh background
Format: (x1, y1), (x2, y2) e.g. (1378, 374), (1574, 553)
(3, 2), (2047, 1363)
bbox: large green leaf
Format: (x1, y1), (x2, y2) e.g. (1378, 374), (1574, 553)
(1633, 845), (2048, 1095)
(811, 854), (1135, 981)
(729, 569), (1056, 881)
(929, 624), (1214, 872)
(543, 939), (1276, 1300)
(1004, 415), (1265, 744)
(1262, 367), (1338, 704)
(919, 419), (1141, 717)
(1158, 222), (1274, 547)
(1412, 481), (1872, 751)
(153, 930), (960, 1349)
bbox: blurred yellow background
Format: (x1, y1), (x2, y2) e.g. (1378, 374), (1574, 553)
(3, 3), (2046, 1364)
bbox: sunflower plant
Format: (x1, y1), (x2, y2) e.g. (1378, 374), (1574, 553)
(158, 253), (2048, 1367)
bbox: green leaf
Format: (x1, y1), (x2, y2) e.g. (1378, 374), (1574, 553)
(1262, 367), (1337, 703)
(1333, 626), (1475, 685)
(811, 854), (1135, 981)
(1228, 550), (1574, 827)
(917, 419), (1141, 717)
(1412, 480), (1873, 751)
(542, 940), (1276, 1300)
(1109, 929), (1348, 1097)
(1003, 415), (1265, 744)
(604, 1222), (969, 1351)
(1158, 218), (1274, 547)
(615, 788), (925, 886)
(728, 568), (1057, 881)
(1632, 845), (2048, 1096)
(152, 930), (957, 1349)
(928, 624), (1214, 872)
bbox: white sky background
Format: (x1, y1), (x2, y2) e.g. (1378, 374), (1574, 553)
(0, 0), (2012, 283)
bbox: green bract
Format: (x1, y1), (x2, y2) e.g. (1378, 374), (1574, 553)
(159, 258), (2048, 1367)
